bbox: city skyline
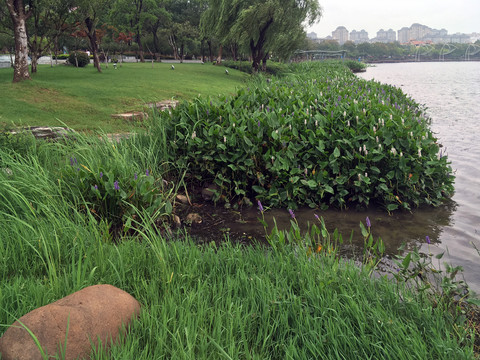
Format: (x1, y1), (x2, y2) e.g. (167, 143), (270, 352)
(307, 0), (479, 39)
(308, 23), (476, 45)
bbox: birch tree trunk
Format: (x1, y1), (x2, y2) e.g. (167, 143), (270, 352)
(5, 0), (32, 82)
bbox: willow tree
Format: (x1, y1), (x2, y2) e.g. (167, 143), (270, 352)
(200, 0), (240, 62)
(206, 0), (322, 71)
(4, 0), (31, 82)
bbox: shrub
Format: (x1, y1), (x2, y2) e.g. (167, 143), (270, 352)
(156, 61), (454, 212)
(222, 60), (290, 76)
(344, 59), (367, 73)
(53, 54), (69, 60)
(68, 51), (90, 67)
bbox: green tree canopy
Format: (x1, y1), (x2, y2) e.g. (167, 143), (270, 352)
(204, 0), (322, 71)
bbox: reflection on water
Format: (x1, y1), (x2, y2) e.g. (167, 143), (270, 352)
(190, 201), (455, 254)
(191, 62), (480, 294)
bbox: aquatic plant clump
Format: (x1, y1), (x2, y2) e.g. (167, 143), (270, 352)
(161, 61), (454, 211)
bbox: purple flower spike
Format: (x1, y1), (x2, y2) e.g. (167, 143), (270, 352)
(257, 121), (261, 127)
(99, 172), (103, 178)
(70, 157), (74, 166)
(146, 169), (150, 176)
(94, 184), (98, 190)
(314, 214), (320, 221)
(257, 200), (264, 212)
(288, 209), (295, 219)
(426, 235), (431, 244)
(114, 181), (119, 191)
(366, 216), (371, 228)
(134, 173), (138, 180)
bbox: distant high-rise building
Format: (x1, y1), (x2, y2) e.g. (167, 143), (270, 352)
(409, 23), (433, 41)
(398, 27), (410, 44)
(372, 29), (396, 43)
(332, 26), (349, 45)
(396, 23), (471, 44)
(350, 29), (369, 43)
(386, 29), (396, 42)
(307, 32), (318, 40)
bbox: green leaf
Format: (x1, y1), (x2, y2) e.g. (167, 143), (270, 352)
(402, 252), (412, 269)
(359, 222), (368, 237)
(378, 184), (389, 192)
(387, 203), (398, 211)
(466, 298), (480, 306)
(165, 201), (173, 214)
(333, 147), (340, 158)
(324, 185), (334, 194)
(290, 176), (300, 184)
(243, 136), (253, 147)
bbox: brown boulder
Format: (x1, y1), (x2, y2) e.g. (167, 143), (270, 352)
(0, 284), (141, 360)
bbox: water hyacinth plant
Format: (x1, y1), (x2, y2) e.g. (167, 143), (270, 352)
(157, 61), (454, 212)
(63, 159), (174, 237)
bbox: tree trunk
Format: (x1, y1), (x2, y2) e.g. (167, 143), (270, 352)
(250, 17), (273, 73)
(208, 40), (213, 62)
(54, 37), (59, 66)
(6, 0), (32, 82)
(85, 17), (102, 73)
(180, 43), (184, 63)
(9, 50), (14, 68)
(262, 53), (268, 72)
(216, 44), (223, 64)
(136, 33), (145, 62)
(200, 39), (205, 62)
(153, 29), (160, 53)
(30, 51), (38, 73)
(168, 33), (178, 60)
(231, 43), (238, 62)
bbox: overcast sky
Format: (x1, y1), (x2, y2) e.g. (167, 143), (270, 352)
(307, 0), (480, 38)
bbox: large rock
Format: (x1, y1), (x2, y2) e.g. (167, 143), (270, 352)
(8, 126), (76, 141)
(0, 284), (141, 360)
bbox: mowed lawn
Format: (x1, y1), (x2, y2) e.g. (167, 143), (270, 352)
(0, 62), (247, 132)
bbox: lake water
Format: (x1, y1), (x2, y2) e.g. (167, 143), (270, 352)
(358, 62), (480, 293)
(190, 61), (480, 294)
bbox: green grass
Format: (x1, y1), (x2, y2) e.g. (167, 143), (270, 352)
(0, 133), (476, 359)
(0, 62), (247, 132)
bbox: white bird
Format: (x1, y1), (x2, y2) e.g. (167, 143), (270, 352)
(225, 69), (229, 75)
(171, 65), (175, 70)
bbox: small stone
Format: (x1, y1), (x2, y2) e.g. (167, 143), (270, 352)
(176, 194), (189, 205)
(0, 284), (140, 360)
(173, 214), (181, 228)
(185, 213), (202, 225)
(201, 184), (218, 201)
(111, 112), (148, 121)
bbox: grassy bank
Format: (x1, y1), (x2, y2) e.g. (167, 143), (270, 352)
(0, 121), (476, 360)
(0, 62), (246, 132)
(0, 61), (477, 358)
